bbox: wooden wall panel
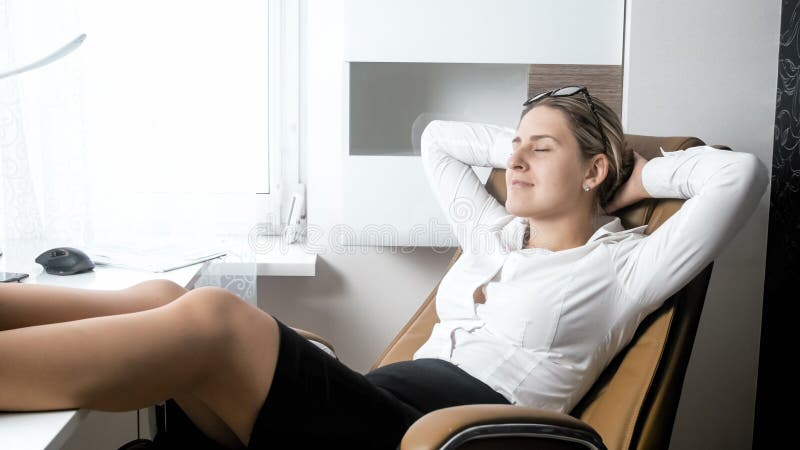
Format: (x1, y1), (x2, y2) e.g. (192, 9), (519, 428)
(527, 64), (623, 118)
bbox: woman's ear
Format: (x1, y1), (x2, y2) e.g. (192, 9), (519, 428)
(584, 154), (609, 188)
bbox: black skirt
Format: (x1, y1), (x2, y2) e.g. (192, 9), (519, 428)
(246, 317), (511, 449)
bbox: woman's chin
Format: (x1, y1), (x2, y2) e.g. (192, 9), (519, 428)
(507, 203), (545, 219)
(506, 205), (532, 218)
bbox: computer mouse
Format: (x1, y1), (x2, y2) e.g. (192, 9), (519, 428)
(35, 247), (95, 275)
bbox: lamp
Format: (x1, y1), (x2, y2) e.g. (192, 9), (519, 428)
(0, 33), (86, 80)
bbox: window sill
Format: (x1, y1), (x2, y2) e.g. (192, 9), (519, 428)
(207, 234), (316, 277)
(253, 235), (317, 276)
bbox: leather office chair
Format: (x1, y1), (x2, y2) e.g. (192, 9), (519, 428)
(313, 135), (717, 450)
(129, 135), (721, 450)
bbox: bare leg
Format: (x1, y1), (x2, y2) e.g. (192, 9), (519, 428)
(0, 285), (279, 448)
(171, 392), (244, 448)
(0, 279), (189, 331)
(0, 280), (244, 447)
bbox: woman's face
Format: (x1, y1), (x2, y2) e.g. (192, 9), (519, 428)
(505, 105), (590, 220)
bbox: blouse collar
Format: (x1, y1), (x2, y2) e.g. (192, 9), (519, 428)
(512, 214), (648, 253)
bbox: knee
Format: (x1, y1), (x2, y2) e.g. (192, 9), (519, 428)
(172, 286), (249, 338)
(155, 279), (189, 298)
(128, 279), (188, 303)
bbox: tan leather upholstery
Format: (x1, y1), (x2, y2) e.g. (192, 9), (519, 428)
(303, 135), (719, 449)
(292, 327), (336, 354)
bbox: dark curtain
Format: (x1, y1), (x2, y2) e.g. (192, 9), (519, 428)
(754, 0), (799, 448)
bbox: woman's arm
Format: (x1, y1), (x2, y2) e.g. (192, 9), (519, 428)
(420, 120), (515, 251)
(611, 145), (770, 313)
(603, 151), (652, 214)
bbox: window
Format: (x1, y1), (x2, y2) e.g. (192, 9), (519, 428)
(76, 1), (270, 195)
(1, 0), (299, 246)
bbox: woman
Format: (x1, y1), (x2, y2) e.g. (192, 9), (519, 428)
(0, 86), (769, 449)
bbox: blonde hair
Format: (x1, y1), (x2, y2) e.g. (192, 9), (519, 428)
(519, 93), (633, 217)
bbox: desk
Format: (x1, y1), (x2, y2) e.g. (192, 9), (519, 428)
(0, 239), (208, 450)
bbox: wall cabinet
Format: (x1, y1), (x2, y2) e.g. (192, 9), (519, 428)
(342, 0), (625, 246)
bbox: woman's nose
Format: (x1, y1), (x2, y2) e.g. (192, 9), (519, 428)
(507, 146), (527, 170)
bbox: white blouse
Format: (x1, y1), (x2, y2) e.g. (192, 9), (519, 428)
(412, 120), (769, 414)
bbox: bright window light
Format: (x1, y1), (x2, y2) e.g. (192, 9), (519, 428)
(75, 0), (269, 195)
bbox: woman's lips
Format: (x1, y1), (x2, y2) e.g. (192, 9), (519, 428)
(511, 180), (533, 188)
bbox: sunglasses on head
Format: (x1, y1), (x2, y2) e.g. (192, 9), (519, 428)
(522, 85), (609, 152)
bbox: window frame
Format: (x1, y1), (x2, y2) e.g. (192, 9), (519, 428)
(261, 0), (302, 236)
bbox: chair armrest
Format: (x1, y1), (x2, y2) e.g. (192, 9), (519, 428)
(291, 327), (337, 358)
(400, 404), (606, 450)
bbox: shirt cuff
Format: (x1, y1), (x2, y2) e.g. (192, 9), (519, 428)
(488, 126), (515, 169)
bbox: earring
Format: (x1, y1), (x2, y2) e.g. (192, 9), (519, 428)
(583, 184), (590, 191)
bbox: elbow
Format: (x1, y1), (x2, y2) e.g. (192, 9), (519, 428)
(714, 152), (770, 218)
(420, 120), (444, 156)
(738, 152), (770, 200)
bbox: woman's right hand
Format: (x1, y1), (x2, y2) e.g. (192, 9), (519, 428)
(602, 151), (652, 214)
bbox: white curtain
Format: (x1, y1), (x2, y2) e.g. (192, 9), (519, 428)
(0, 0), (257, 304)
(0, 0), (90, 244)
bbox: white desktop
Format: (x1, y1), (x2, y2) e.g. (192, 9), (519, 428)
(0, 237), (209, 450)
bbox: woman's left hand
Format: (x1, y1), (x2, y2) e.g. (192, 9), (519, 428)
(602, 151), (652, 214)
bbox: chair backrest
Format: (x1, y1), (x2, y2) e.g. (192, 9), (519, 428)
(371, 135), (720, 450)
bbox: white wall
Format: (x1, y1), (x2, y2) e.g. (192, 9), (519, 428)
(623, 1), (780, 449)
(258, 248), (458, 371)
(274, 1), (782, 450)
(304, 0), (344, 247)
